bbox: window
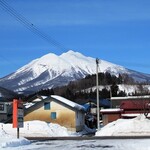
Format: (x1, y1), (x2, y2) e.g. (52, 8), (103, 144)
(0, 104), (4, 111)
(44, 102), (50, 110)
(51, 112), (56, 119)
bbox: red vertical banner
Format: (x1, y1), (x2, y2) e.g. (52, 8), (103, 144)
(13, 99), (18, 128)
(13, 99), (24, 128)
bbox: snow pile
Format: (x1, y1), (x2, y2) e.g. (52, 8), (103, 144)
(0, 120), (72, 149)
(96, 114), (150, 136)
(48, 123), (69, 136)
(1, 120), (69, 137)
(0, 125), (30, 148)
(1, 138), (30, 148)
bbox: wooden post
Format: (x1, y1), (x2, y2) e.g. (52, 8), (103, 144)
(17, 128), (19, 139)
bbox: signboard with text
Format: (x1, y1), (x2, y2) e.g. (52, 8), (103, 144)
(13, 99), (24, 128)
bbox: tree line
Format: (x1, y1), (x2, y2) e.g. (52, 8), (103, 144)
(28, 72), (136, 102)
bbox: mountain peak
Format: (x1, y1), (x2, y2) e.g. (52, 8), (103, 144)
(0, 50), (150, 94)
(61, 50), (83, 57)
(66, 50), (76, 54)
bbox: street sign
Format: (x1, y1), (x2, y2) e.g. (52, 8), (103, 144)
(13, 99), (24, 128)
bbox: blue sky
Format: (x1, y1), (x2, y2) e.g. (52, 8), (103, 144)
(0, 0), (150, 77)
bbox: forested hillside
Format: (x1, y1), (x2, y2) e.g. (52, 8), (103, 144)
(30, 72), (139, 102)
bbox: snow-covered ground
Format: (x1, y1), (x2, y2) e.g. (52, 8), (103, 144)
(0, 120), (94, 149)
(96, 114), (150, 136)
(2, 138), (150, 150)
(0, 121), (70, 149)
(1, 115), (150, 149)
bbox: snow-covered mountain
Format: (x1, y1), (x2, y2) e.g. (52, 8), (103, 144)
(0, 50), (150, 94)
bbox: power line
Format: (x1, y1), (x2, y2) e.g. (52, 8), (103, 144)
(0, 0), (68, 51)
(0, 0), (69, 77)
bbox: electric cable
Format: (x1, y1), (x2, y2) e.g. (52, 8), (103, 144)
(0, 0), (68, 51)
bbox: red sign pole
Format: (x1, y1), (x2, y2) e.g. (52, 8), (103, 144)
(13, 99), (18, 128)
(13, 99), (24, 138)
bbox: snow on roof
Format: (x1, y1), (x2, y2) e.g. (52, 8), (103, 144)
(25, 95), (85, 111)
(121, 113), (140, 117)
(24, 102), (34, 109)
(100, 108), (123, 113)
(24, 96), (48, 109)
(121, 113), (150, 117)
(51, 95), (85, 112)
(111, 95), (150, 100)
(33, 96), (47, 102)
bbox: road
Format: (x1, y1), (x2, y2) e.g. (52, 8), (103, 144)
(26, 136), (150, 141)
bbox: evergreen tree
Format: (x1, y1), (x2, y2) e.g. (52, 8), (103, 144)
(111, 83), (119, 97)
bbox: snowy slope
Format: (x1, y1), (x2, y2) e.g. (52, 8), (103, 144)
(0, 50), (150, 94)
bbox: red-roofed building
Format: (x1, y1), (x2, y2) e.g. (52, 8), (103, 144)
(101, 96), (150, 125)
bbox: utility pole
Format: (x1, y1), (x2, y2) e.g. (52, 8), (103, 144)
(96, 58), (100, 130)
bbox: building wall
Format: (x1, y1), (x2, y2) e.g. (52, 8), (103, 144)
(112, 100), (121, 108)
(0, 102), (7, 122)
(0, 102), (7, 114)
(75, 111), (85, 131)
(24, 101), (76, 131)
(102, 114), (120, 125)
(111, 97), (150, 108)
(0, 114), (7, 122)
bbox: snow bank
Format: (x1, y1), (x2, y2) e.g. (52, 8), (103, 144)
(1, 138), (30, 148)
(0, 126), (30, 148)
(1, 120), (69, 137)
(0, 120), (71, 148)
(22, 120), (69, 137)
(96, 114), (150, 136)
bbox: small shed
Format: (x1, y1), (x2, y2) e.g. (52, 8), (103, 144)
(24, 95), (86, 132)
(100, 108), (123, 125)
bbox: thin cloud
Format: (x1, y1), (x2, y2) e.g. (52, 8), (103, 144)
(1, 0), (150, 27)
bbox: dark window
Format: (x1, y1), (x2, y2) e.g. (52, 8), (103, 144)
(44, 102), (50, 110)
(51, 112), (56, 119)
(0, 104), (4, 111)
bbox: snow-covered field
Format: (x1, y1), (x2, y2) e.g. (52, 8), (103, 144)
(1, 115), (150, 149)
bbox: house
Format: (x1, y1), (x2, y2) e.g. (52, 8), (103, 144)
(24, 95), (86, 132)
(100, 95), (150, 125)
(0, 100), (12, 123)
